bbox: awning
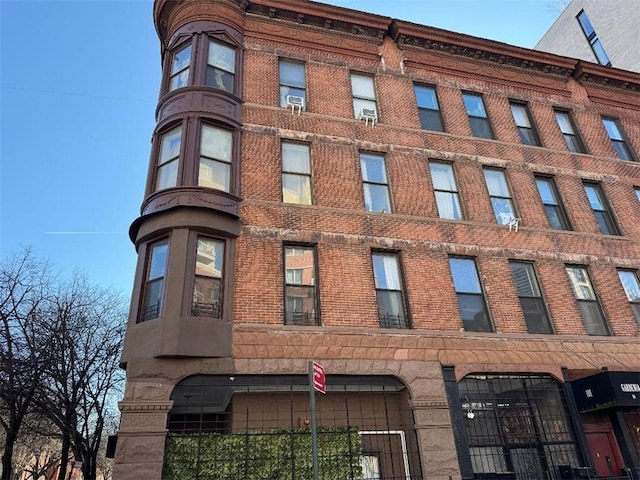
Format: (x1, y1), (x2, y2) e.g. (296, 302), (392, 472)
(571, 371), (640, 412)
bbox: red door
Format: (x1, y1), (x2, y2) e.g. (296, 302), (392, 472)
(585, 431), (624, 477)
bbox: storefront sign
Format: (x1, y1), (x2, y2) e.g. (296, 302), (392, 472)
(572, 371), (640, 412)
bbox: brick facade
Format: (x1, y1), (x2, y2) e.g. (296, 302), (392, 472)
(116, 1), (640, 479)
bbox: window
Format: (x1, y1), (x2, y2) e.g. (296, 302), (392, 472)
(414, 85), (444, 131)
(192, 237), (224, 318)
(205, 40), (236, 92)
(169, 44), (192, 91)
(617, 270), (640, 325)
(566, 265), (609, 335)
(140, 240), (169, 322)
(510, 102), (541, 146)
(279, 60), (306, 110)
(602, 118), (635, 161)
(199, 124), (233, 192)
(284, 246), (318, 326)
(577, 10), (611, 66)
(636, 187), (640, 202)
(463, 93), (494, 139)
(351, 73), (377, 120)
(509, 262), (553, 334)
(535, 176), (571, 230)
(555, 110), (586, 153)
(156, 127), (182, 191)
(449, 257), (492, 332)
(583, 182), (620, 235)
(372, 253), (410, 328)
(483, 168), (516, 225)
(282, 142), (312, 205)
(430, 162), (462, 220)
(361, 153), (391, 213)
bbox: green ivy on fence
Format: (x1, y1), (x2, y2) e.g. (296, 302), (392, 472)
(163, 426), (364, 480)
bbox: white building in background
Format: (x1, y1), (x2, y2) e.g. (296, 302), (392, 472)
(535, 0), (640, 73)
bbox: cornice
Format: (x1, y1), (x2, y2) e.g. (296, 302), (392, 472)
(573, 61), (640, 95)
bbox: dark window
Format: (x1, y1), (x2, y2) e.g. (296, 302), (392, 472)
(155, 127), (182, 192)
(577, 10), (611, 66)
(583, 182), (620, 235)
(205, 40), (236, 92)
(510, 102), (541, 146)
(509, 262), (553, 334)
(169, 43), (192, 91)
(140, 240), (169, 322)
(566, 265), (609, 335)
(449, 257), (492, 332)
(459, 374), (580, 479)
(361, 153), (392, 213)
(430, 162), (462, 220)
(555, 110), (586, 153)
(284, 246), (318, 326)
(463, 93), (494, 139)
(279, 60), (306, 111)
(282, 142), (312, 205)
(192, 237), (224, 318)
(535, 176), (571, 230)
(414, 85), (444, 131)
(636, 187), (640, 202)
(618, 270), (640, 325)
(351, 73), (377, 121)
(198, 124), (233, 192)
(483, 168), (516, 225)
(372, 253), (410, 328)
(602, 118), (635, 161)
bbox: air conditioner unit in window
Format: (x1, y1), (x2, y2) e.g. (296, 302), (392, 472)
(358, 108), (377, 126)
(286, 95), (305, 115)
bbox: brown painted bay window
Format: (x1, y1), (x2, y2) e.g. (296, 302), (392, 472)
(284, 246), (318, 326)
(139, 240), (169, 322)
(192, 237), (224, 318)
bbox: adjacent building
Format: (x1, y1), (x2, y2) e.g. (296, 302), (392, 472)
(114, 1), (640, 479)
(535, 0), (640, 73)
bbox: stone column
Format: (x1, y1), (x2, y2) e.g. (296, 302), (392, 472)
(113, 400), (173, 480)
(410, 399), (462, 480)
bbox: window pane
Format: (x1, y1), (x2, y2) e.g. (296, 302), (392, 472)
(415, 85), (439, 110)
(285, 248), (314, 286)
(199, 158), (230, 191)
(282, 143), (310, 173)
(469, 117), (493, 139)
(157, 160), (178, 190)
(566, 267), (595, 300)
(282, 174), (311, 204)
(564, 134), (582, 153)
(450, 258), (482, 293)
(584, 184), (603, 210)
(193, 277), (222, 317)
(353, 98), (377, 117)
(591, 39), (610, 65)
(208, 41), (235, 73)
(280, 86), (306, 108)
(483, 169), (510, 197)
(535, 178), (555, 205)
(457, 293), (491, 332)
(463, 94), (487, 117)
(285, 286), (316, 326)
(603, 119), (623, 140)
(430, 163), (456, 190)
(195, 238), (223, 278)
(510, 262), (541, 297)
(435, 191), (462, 220)
(491, 198), (516, 224)
(171, 44), (192, 74)
(376, 290), (405, 325)
(555, 112), (573, 134)
(351, 74), (375, 99)
(418, 109), (444, 131)
(520, 297), (553, 334)
(170, 70), (189, 90)
(206, 67), (234, 91)
(618, 270), (640, 302)
(201, 125), (232, 162)
(149, 243), (168, 280)
(578, 301), (608, 335)
(577, 11), (594, 37)
(364, 184), (391, 213)
(518, 127), (539, 146)
(372, 255), (400, 290)
(143, 278), (164, 317)
(636, 188), (640, 202)
(360, 154), (387, 183)
(279, 61), (305, 87)
(511, 104), (531, 127)
(159, 128), (182, 165)
(613, 141), (633, 161)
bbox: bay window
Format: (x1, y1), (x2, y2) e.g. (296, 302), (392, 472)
(169, 44), (192, 91)
(206, 40), (236, 92)
(199, 124), (233, 192)
(156, 127), (182, 191)
(140, 240), (169, 322)
(192, 237), (224, 318)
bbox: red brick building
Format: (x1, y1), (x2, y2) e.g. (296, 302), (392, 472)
(115, 1), (640, 479)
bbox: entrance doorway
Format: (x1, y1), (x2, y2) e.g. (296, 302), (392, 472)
(585, 430), (624, 477)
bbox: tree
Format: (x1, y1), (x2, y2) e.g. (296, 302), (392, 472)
(0, 249), (52, 480)
(546, 0), (571, 15)
(39, 274), (126, 480)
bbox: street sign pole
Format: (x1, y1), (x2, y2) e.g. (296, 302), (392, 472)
(308, 360), (320, 480)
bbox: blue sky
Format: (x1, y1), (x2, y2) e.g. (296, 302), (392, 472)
(0, 0), (564, 294)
